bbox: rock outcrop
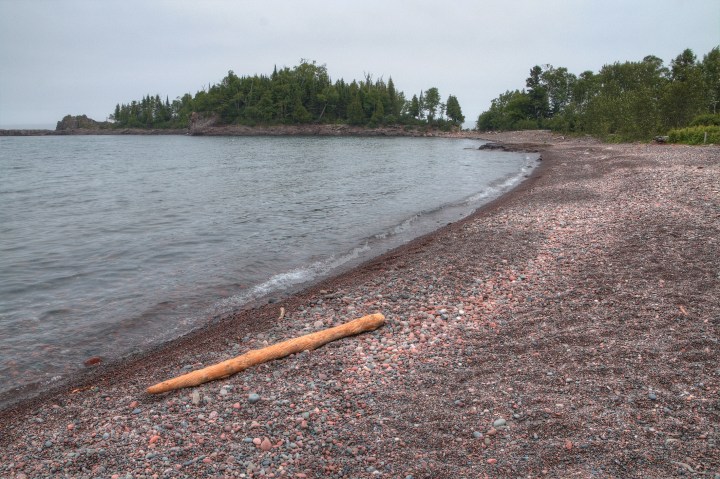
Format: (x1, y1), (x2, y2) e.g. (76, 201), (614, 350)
(55, 115), (112, 131)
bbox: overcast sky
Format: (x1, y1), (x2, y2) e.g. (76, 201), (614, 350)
(1, 0), (718, 129)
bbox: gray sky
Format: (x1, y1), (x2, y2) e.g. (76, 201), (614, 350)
(1, 0), (718, 129)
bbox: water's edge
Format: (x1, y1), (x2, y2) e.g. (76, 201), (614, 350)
(0, 137), (540, 411)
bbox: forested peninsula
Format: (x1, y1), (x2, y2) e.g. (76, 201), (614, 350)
(107, 60), (465, 132)
(4, 49), (718, 143)
(476, 46), (720, 143)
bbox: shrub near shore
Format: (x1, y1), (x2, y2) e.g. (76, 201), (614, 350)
(668, 125), (720, 144)
(668, 113), (720, 144)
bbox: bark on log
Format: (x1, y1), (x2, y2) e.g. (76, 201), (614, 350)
(147, 313), (385, 394)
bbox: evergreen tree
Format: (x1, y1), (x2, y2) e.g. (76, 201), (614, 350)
(409, 94), (421, 119)
(387, 77), (401, 117)
(347, 95), (365, 125)
(370, 99), (385, 126)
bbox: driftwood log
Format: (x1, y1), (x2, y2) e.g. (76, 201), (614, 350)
(147, 313), (385, 394)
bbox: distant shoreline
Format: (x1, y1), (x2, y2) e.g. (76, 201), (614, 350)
(0, 125), (551, 155)
(0, 128), (187, 136)
(0, 124), (472, 138)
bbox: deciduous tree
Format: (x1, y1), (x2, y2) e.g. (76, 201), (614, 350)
(445, 95), (464, 125)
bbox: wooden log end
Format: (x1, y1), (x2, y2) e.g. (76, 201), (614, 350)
(146, 383), (169, 394)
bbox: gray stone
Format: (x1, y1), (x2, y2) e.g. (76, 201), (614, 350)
(248, 393), (261, 404)
(493, 418), (506, 427)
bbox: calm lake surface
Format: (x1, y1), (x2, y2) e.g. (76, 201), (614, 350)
(0, 135), (534, 403)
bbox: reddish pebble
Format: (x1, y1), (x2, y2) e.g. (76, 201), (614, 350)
(232, 402), (241, 409)
(202, 457), (212, 464)
(260, 437), (272, 452)
(67, 423), (74, 431)
(149, 435), (160, 444)
(487, 458), (498, 465)
(564, 440), (573, 450)
(129, 401), (139, 409)
(252, 437), (262, 445)
(84, 356), (102, 367)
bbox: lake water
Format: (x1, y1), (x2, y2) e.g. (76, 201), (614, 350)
(0, 135), (534, 403)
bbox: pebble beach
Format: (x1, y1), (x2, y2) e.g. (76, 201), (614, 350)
(1, 131), (718, 478)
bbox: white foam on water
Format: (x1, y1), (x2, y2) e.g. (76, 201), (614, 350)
(212, 241), (373, 312)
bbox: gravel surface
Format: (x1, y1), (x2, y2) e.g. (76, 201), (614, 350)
(1, 132), (718, 478)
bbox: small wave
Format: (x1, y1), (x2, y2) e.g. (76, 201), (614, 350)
(464, 158), (536, 205)
(38, 308), (75, 321)
(213, 242), (372, 311)
(371, 213), (422, 240)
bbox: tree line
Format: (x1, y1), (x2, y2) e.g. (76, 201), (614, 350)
(476, 47), (720, 141)
(110, 61), (464, 130)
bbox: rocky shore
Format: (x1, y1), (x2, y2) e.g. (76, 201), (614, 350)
(186, 123), (467, 138)
(0, 128), (188, 136)
(0, 123), (467, 138)
(1, 132), (718, 478)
